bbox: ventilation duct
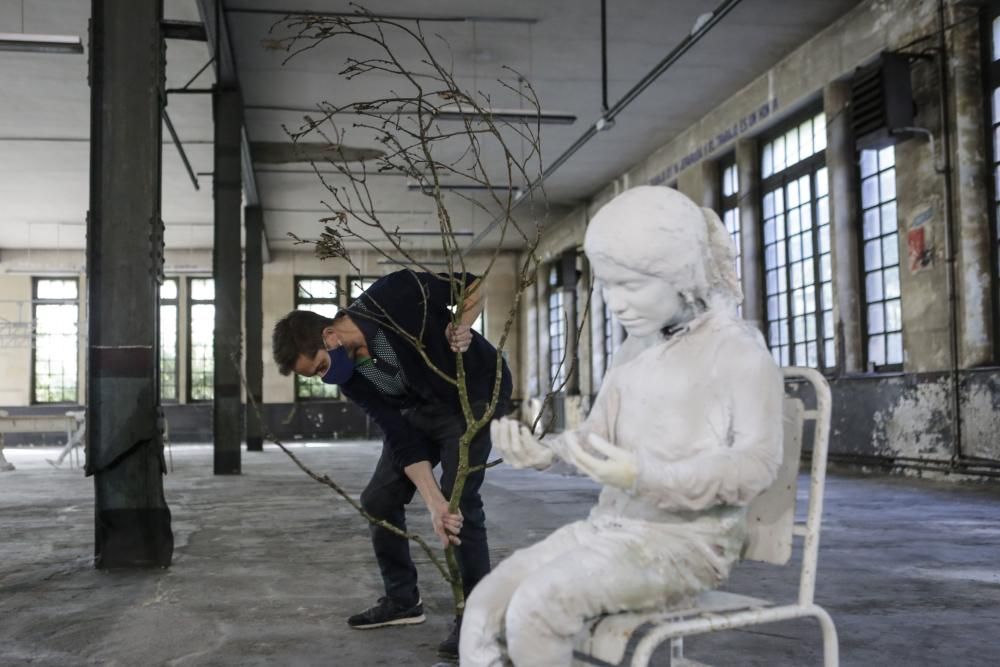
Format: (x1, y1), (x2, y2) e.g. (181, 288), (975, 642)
(850, 52), (915, 151)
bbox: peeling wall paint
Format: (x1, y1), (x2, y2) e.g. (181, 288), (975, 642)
(794, 369), (1000, 466)
(873, 378), (952, 459)
(961, 374), (1000, 460)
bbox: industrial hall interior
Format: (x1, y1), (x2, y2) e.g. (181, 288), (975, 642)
(2, 0), (1000, 666)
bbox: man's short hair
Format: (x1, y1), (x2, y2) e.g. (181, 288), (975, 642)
(272, 310), (337, 376)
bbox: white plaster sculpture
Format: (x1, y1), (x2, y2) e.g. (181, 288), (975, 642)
(460, 186), (784, 666)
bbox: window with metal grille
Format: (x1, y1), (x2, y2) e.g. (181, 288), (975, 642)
(296, 277), (341, 400)
(160, 278), (179, 401)
(721, 157), (742, 278)
(32, 278), (78, 404)
(860, 147), (902, 369)
(188, 278), (215, 401)
(548, 265), (566, 388)
(761, 110), (835, 370)
(720, 156), (742, 316)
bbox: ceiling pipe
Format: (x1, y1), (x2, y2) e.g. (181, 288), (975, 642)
(600, 0), (609, 113)
(465, 0), (743, 254)
(226, 7), (537, 24)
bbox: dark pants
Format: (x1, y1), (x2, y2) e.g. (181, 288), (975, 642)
(359, 403), (494, 610)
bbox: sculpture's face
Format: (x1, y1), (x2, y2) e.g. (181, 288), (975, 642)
(593, 258), (687, 338)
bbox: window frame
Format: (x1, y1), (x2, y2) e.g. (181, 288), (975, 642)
(857, 147), (904, 372)
(295, 276), (343, 401)
(186, 276), (215, 403)
(720, 153), (742, 315)
(758, 105), (836, 371)
(31, 277), (79, 405)
(547, 263), (567, 390)
(159, 277), (180, 403)
(347, 275), (380, 306)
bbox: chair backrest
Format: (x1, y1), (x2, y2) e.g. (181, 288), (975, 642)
(742, 367), (832, 607)
(742, 397), (804, 565)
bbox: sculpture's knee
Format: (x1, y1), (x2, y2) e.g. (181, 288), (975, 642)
(460, 572), (518, 666)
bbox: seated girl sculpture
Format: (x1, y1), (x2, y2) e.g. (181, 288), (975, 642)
(459, 185), (784, 667)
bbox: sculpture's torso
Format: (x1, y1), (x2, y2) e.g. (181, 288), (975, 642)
(589, 310), (770, 526)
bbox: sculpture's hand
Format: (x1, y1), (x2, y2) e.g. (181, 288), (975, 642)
(563, 432), (638, 490)
(490, 417), (553, 470)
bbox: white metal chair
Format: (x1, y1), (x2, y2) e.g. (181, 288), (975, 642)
(572, 367), (838, 666)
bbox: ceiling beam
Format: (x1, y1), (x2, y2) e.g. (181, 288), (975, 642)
(161, 20), (207, 42)
(195, 0), (270, 263)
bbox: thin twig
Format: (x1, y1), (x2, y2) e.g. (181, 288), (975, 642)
(234, 355), (453, 583)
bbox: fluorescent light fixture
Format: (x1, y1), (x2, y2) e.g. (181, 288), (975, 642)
(407, 183), (522, 196)
(0, 33), (84, 54)
(392, 230), (474, 237)
(248, 103), (576, 125)
(1, 267), (84, 275)
(434, 104), (576, 125)
(377, 259), (453, 266)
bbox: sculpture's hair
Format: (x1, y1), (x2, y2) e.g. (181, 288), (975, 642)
(584, 186), (743, 312)
(700, 206), (743, 309)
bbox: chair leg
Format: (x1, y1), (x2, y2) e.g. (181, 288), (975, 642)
(671, 637), (684, 661)
(806, 606), (839, 667)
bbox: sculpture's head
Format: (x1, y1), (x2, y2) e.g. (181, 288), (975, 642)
(584, 185), (742, 338)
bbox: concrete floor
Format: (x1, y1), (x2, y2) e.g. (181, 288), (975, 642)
(1, 442), (999, 667)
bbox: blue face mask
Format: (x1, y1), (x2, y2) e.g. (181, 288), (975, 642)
(320, 346), (354, 385)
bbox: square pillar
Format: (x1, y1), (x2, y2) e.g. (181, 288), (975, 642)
(213, 87), (243, 474)
(87, 0), (172, 568)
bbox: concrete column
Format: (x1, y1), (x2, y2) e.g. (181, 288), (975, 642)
(86, 0), (172, 568)
(949, 12), (994, 366)
(177, 278), (189, 404)
(824, 81), (864, 373)
(244, 206), (264, 452)
(213, 87), (243, 474)
(676, 160), (719, 210)
(736, 138), (764, 333)
(700, 159), (721, 212)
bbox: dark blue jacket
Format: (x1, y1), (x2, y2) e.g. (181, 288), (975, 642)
(340, 270), (513, 467)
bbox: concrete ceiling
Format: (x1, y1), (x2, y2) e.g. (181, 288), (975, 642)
(0, 0), (864, 253)
(0, 0), (217, 252)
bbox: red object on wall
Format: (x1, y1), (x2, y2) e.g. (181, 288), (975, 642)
(908, 227), (928, 272)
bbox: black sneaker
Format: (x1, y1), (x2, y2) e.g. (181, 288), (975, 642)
(347, 597), (426, 629)
(437, 616), (461, 660)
